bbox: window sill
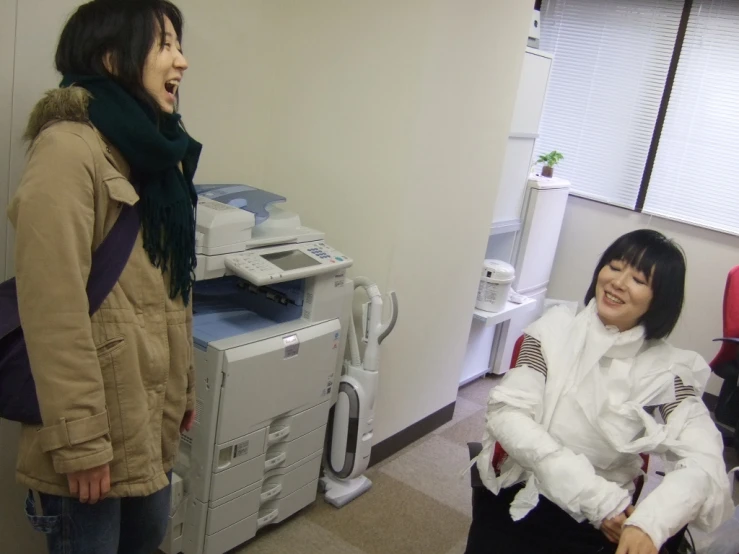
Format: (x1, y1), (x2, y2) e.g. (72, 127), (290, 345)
(569, 191), (739, 239)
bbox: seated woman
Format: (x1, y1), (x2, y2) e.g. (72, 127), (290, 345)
(465, 229), (734, 554)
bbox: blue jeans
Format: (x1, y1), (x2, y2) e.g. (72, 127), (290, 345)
(25, 477), (171, 554)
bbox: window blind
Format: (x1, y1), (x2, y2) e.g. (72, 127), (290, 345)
(537, 0), (683, 208)
(645, 0), (739, 235)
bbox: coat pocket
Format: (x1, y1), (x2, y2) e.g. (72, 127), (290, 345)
(98, 331), (159, 483)
(102, 176), (139, 206)
(96, 336), (126, 358)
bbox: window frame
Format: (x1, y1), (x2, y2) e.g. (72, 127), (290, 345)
(634, 0), (694, 212)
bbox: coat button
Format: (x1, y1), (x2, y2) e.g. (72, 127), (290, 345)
(106, 146), (111, 153)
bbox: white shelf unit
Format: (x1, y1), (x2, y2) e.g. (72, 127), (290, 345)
(472, 297), (536, 328)
(460, 298), (538, 386)
(491, 48), (554, 226)
(489, 219), (522, 237)
(459, 47), (554, 387)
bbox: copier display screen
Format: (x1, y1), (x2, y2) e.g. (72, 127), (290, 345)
(262, 250), (321, 272)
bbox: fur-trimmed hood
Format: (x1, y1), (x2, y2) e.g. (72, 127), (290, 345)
(24, 87), (92, 142)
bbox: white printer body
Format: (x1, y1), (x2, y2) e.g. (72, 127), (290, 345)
(161, 185), (353, 554)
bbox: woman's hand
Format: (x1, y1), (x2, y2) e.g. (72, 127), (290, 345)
(601, 505), (635, 543)
(616, 526), (658, 554)
(180, 409), (196, 433)
(602, 513), (628, 544)
(67, 464), (110, 504)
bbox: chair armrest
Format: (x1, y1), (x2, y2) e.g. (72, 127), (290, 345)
(467, 442), (484, 488)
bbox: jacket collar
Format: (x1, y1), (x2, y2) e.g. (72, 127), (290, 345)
(25, 86), (130, 177)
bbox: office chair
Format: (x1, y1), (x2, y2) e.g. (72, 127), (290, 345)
(709, 265), (739, 447)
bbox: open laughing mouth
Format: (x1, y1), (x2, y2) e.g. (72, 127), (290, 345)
(164, 79), (179, 100)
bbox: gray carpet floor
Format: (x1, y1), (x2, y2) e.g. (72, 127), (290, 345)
(238, 377), (493, 553)
(240, 376), (739, 553)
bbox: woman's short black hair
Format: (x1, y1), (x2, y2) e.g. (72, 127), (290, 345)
(584, 229), (686, 340)
(55, 0), (183, 114)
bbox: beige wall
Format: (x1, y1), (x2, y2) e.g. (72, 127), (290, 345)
(1, 0), (16, 280)
(179, 0), (533, 442)
(548, 195), (739, 396)
(1, 0), (531, 547)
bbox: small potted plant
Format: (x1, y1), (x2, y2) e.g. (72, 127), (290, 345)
(537, 150), (564, 178)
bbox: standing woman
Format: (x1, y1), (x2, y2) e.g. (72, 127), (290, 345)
(9, 1), (200, 552)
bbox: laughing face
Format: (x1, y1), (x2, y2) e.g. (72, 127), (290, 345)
(142, 16), (188, 113)
(595, 259), (654, 332)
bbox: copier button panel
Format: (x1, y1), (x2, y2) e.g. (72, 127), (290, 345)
(224, 242), (352, 287)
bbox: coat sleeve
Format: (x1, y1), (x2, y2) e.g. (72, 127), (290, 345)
(625, 395), (733, 550)
(10, 129), (113, 475)
(487, 336), (632, 526)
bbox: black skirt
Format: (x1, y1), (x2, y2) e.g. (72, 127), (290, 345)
(464, 484), (685, 554)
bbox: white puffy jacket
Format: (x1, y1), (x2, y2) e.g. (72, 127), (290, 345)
(475, 302), (734, 551)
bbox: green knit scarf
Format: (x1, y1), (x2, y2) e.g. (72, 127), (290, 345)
(61, 75), (202, 304)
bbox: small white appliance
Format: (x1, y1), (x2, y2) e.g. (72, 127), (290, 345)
(475, 260), (515, 313)
(320, 278), (398, 507)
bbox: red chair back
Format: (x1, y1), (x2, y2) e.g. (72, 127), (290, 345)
(510, 334), (525, 369)
(710, 266), (739, 369)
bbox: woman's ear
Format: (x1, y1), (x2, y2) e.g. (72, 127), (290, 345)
(102, 52), (117, 75)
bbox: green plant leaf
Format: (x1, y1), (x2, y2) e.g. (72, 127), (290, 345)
(538, 150), (564, 167)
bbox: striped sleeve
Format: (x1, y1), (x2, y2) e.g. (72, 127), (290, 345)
(657, 376), (696, 421)
(516, 334), (547, 378)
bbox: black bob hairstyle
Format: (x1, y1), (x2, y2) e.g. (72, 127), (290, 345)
(584, 229), (686, 340)
(55, 0), (183, 115)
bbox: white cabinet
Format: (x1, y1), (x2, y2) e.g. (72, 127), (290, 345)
(490, 178), (570, 375)
(492, 137), (536, 223)
(514, 179), (570, 294)
(510, 50), (553, 137)
(460, 47), (555, 386)
(491, 48), (553, 228)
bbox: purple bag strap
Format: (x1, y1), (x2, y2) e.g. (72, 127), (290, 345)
(86, 204), (140, 313)
(0, 204), (140, 337)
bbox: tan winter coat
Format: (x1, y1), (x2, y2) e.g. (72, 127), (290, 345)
(7, 87), (196, 497)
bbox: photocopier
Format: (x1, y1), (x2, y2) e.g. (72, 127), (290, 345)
(160, 185), (354, 554)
